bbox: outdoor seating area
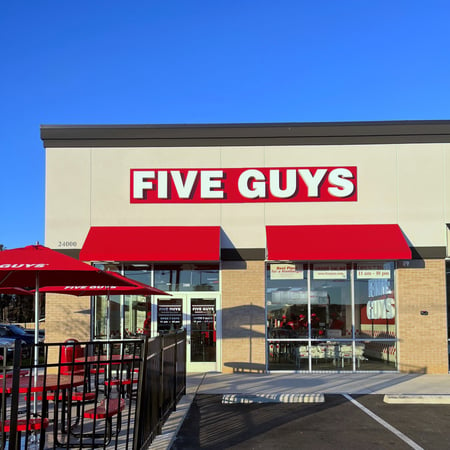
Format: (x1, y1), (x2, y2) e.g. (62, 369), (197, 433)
(0, 331), (187, 449)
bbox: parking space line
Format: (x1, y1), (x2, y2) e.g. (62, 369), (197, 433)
(342, 394), (424, 450)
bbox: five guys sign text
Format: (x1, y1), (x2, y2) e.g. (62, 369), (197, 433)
(130, 167), (357, 203)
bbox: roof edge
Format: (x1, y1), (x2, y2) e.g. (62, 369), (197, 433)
(40, 119), (450, 147)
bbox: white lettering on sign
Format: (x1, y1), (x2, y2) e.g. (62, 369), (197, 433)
(132, 170), (155, 200)
(201, 170), (225, 199)
(269, 169), (297, 198)
(0, 263), (49, 269)
(238, 169), (266, 199)
(366, 298), (396, 320)
(298, 168), (327, 197)
(130, 166), (357, 203)
(328, 168), (355, 197)
(63, 286), (118, 290)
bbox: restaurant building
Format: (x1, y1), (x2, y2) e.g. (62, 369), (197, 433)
(41, 120), (450, 374)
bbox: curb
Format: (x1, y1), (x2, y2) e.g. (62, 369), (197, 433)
(222, 393), (325, 404)
(149, 393), (195, 450)
(384, 394), (450, 404)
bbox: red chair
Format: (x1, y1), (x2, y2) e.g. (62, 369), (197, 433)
(82, 398), (125, 446)
(60, 339), (85, 375)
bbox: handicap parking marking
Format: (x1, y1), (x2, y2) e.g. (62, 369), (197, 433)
(343, 394), (424, 450)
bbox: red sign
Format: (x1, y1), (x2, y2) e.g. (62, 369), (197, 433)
(130, 167), (357, 203)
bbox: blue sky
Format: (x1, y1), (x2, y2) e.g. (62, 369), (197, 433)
(1, 1), (450, 249)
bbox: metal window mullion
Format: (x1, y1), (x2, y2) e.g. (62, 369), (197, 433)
(307, 263), (312, 372)
(351, 263), (356, 371)
(265, 263), (269, 372)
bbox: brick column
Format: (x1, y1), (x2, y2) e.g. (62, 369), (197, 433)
(45, 293), (91, 366)
(397, 259), (448, 374)
(221, 260), (266, 373)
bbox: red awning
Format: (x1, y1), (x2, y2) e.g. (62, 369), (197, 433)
(266, 224), (411, 261)
(79, 226), (221, 262)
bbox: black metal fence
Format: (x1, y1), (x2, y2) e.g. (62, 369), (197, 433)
(0, 330), (186, 449)
(133, 331), (187, 449)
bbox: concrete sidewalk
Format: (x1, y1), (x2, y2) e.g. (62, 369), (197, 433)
(150, 372), (450, 449)
(189, 371), (450, 395)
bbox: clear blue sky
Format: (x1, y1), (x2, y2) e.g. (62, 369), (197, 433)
(1, 1), (450, 249)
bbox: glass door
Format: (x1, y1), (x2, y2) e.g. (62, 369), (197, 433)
(189, 297), (217, 372)
(154, 294), (220, 372)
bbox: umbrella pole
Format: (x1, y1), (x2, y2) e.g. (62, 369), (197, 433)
(106, 293), (110, 358)
(33, 273), (40, 415)
(34, 274), (40, 366)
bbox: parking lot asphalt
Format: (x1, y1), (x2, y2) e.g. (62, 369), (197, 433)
(150, 372), (450, 450)
(171, 394), (450, 449)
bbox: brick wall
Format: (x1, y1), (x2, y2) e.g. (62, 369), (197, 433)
(397, 259), (448, 374)
(221, 260), (266, 373)
(45, 293), (91, 365)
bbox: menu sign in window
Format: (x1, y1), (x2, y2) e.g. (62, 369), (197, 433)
(157, 299), (182, 332)
(191, 302), (215, 324)
(270, 263), (304, 280)
(357, 263), (391, 279)
(313, 263), (347, 279)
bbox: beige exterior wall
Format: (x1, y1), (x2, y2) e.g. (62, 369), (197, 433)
(221, 261), (266, 373)
(397, 259), (448, 374)
(43, 128), (450, 374)
(46, 143), (450, 251)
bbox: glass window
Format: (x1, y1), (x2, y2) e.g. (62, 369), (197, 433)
(124, 267), (152, 337)
(266, 261), (398, 372)
(311, 263), (351, 340)
(266, 263), (308, 335)
(153, 264), (219, 292)
(266, 263), (307, 370)
(354, 262), (396, 339)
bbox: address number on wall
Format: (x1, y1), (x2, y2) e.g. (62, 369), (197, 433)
(57, 241), (78, 248)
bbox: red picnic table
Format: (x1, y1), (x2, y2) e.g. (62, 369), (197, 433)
(0, 373), (85, 449)
(0, 373), (85, 395)
(74, 354), (140, 397)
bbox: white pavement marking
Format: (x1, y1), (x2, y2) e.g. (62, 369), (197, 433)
(343, 394), (424, 450)
(222, 393), (325, 403)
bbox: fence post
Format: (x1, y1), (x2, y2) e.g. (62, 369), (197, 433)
(158, 334), (164, 436)
(182, 330), (187, 396)
(133, 337), (148, 450)
(8, 340), (22, 450)
(172, 333), (177, 412)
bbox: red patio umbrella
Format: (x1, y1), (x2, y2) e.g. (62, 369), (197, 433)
(0, 245), (135, 353)
(0, 287), (33, 296)
(35, 271), (170, 296)
(36, 271), (170, 339)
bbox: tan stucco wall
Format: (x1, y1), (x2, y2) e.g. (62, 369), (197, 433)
(397, 259), (448, 374)
(221, 260), (266, 372)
